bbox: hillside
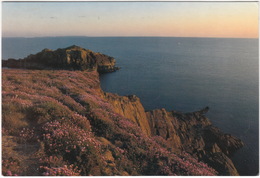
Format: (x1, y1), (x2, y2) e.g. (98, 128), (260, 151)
(2, 69), (243, 176)
(2, 46), (243, 176)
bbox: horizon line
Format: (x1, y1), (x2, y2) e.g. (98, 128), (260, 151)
(2, 35), (258, 39)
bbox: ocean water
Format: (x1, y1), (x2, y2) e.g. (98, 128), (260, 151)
(2, 37), (259, 175)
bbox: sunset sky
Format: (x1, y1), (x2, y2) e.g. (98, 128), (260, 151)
(2, 2), (259, 38)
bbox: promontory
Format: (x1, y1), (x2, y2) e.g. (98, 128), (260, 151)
(2, 45), (119, 73)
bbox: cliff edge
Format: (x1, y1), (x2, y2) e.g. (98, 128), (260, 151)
(106, 94), (244, 175)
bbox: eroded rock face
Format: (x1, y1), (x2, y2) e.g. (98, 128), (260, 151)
(104, 92), (244, 176)
(104, 93), (151, 136)
(2, 45), (119, 73)
(146, 108), (244, 176)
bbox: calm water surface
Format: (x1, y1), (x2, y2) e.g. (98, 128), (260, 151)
(2, 37), (259, 175)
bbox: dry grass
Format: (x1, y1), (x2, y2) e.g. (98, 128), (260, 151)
(2, 136), (44, 176)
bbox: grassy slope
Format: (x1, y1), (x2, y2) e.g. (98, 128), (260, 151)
(2, 69), (217, 176)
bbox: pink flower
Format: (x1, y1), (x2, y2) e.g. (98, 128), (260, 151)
(7, 170), (12, 176)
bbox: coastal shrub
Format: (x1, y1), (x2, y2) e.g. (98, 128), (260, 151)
(57, 95), (87, 116)
(42, 118), (104, 175)
(17, 127), (39, 144)
(2, 69), (218, 176)
(38, 101), (71, 119)
(2, 102), (28, 135)
(40, 155), (67, 168)
(2, 158), (20, 176)
(88, 111), (115, 138)
(26, 100), (72, 125)
(71, 113), (92, 131)
(39, 156), (81, 176)
(40, 165), (81, 176)
(5, 75), (22, 85)
(2, 128), (9, 136)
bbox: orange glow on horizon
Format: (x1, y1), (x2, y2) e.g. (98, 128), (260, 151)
(2, 2), (259, 38)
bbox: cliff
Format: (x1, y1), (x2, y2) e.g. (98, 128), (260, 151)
(104, 93), (151, 136)
(105, 94), (243, 176)
(2, 46), (243, 176)
(146, 108), (243, 175)
(2, 45), (119, 73)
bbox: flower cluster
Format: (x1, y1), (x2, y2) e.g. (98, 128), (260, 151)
(2, 158), (20, 176)
(3, 170), (18, 176)
(2, 128), (9, 136)
(18, 127), (39, 143)
(40, 165), (80, 176)
(78, 92), (113, 112)
(42, 119), (96, 154)
(2, 69), (218, 176)
(42, 117), (103, 161)
(39, 155), (66, 168)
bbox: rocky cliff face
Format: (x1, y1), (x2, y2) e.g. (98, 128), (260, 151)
(2, 45), (119, 73)
(104, 93), (151, 136)
(105, 94), (244, 176)
(146, 108), (243, 175)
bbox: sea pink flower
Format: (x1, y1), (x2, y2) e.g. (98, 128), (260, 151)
(7, 170), (12, 176)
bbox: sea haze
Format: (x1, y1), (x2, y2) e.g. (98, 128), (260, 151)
(2, 37), (259, 175)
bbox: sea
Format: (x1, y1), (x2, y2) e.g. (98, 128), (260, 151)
(2, 37), (259, 175)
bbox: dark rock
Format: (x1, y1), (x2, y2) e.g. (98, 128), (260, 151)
(203, 126), (244, 156)
(146, 107), (244, 175)
(105, 91), (243, 175)
(2, 45), (119, 73)
(203, 152), (240, 176)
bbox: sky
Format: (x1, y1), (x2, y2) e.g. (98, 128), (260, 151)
(2, 1), (259, 38)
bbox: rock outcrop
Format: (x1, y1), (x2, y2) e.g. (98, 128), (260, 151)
(104, 93), (151, 136)
(146, 108), (244, 175)
(105, 93), (244, 176)
(2, 45), (119, 73)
